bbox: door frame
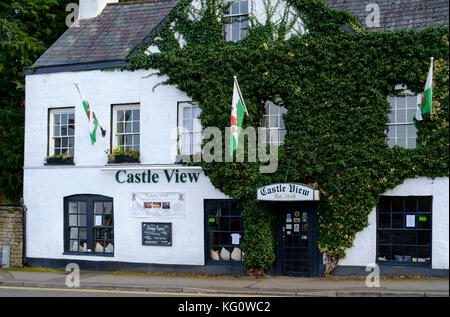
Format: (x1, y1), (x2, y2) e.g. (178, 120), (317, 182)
(273, 202), (323, 277)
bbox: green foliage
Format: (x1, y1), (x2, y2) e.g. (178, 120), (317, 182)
(127, 0), (449, 273)
(0, 0), (73, 203)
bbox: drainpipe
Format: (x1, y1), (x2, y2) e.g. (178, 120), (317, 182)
(20, 197), (27, 267)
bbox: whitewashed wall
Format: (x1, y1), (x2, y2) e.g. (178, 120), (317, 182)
(338, 177), (449, 270)
(24, 69), (229, 265)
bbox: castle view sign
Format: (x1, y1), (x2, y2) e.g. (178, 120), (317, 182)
(257, 183), (320, 201)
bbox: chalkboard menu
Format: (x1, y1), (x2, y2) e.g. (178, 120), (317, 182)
(142, 223), (172, 246)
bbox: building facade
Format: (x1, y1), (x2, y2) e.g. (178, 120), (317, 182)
(23, 0), (449, 276)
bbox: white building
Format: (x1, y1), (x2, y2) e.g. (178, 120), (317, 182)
(23, 0), (448, 276)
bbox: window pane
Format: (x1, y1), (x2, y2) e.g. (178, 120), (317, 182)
(133, 122), (140, 133)
(68, 113), (75, 125)
(240, 1), (248, 14)
(418, 197), (431, 212)
(378, 230), (391, 244)
(117, 110), (124, 121)
(104, 202), (112, 214)
(54, 138), (61, 148)
(78, 202), (86, 214)
(54, 114), (60, 125)
(378, 245), (391, 261)
(117, 122), (123, 133)
(69, 202), (77, 214)
(79, 228), (87, 240)
(94, 202), (103, 214)
(391, 231), (403, 244)
(396, 97), (406, 109)
(125, 122), (131, 133)
(404, 231), (417, 245)
(70, 228), (78, 239)
(61, 114), (68, 125)
(418, 213), (431, 229)
(69, 215), (77, 226)
(78, 214), (86, 227)
(132, 110), (140, 121)
(231, 1), (239, 14)
(379, 214), (391, 228)
(418, 231), (431, 245)
(133, 135), (140, 147)
(125, 110), (131, 121)
(392, 214), (404, 228)
(392, 198), (403, 212)
(54, 126), (60, 137)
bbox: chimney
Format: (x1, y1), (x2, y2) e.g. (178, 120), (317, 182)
(79, 0), (118, 20)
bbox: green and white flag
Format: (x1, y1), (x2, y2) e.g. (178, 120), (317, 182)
(230, 76), (249, 157)
(415, 58), (434, 122)
(74, 83), (104, 145)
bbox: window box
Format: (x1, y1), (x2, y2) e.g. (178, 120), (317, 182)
(107, 147), (140, 164)
(109, 154), (140, 164)
(45, 156), (74, 165)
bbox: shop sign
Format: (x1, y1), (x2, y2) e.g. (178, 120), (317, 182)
(115, 169), (200, 184)
(131, 192), (185, 218)
(257, 183), (320, 201)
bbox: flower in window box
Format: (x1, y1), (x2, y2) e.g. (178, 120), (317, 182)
(108, 147), (140, 163)
(46, 154), (74, 165)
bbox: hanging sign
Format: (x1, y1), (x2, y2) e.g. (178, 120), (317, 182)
(256, 183), (320, 201)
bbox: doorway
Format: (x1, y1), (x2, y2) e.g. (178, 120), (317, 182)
(273, 203), (323, 277)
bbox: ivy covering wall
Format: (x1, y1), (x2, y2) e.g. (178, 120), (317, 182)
(127, 0), (449, 274)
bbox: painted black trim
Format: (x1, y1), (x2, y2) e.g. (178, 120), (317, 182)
(204, 199), (244, 266)
(268, 201), (324, 277)
(25, 60), (130, 75)
(376, 196), (433, 267)
(63, 194), (114, 256)
(332, 265), (448, 277)
(26, 257), (245, 275)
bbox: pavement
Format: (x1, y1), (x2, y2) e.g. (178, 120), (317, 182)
(0, 269), (448, 297)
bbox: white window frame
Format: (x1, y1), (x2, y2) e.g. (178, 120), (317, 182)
(224, 0), (249, 42)
(262, 101), (287, 146)
(112, 104), (140, 152)
(386, 86), (418, 149)
(178, 102), (202, 156)
(49, 108), (75, 157)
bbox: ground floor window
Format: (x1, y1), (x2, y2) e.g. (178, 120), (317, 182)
(377, 196), (432, 266)
(205, 200), (244, 262)
(64, 195), (114, 255)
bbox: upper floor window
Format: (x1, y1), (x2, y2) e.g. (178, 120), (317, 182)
(224, 0), (249, 42)
(112, 104), (140, 152)
(262, 101), (287, 146)
(178, 102), (202, 156)
(49, 108), (75, 157)
(386, 88), (418, 149)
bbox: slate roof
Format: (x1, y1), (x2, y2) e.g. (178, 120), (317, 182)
(32, 0), (178, 69)
(326, 0), (449, 31)
(31, 0), (448, 72)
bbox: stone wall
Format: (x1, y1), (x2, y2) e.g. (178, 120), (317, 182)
(0, 206), (23, 267)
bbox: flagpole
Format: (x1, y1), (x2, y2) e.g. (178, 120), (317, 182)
(234, 76), (249, 116)
(74, 83), (106, 137)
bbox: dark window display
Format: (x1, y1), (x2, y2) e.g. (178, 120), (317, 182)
(205, 200), (244, 262)
(377, 196), (432, 266)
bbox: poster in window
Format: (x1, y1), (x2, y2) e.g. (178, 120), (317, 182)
(131, 192), (185, 218)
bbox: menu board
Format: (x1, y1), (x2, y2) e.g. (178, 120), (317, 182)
(142, 223), (172, 246)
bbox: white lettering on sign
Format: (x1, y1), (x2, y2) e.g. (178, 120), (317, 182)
(257, 183), (319, 201)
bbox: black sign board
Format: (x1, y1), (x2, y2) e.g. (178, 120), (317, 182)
(142, 222), (172, 246)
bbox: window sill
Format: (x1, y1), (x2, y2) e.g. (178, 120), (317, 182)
(206, 260), (244, 266)
(63, 252), (114, 257)
(377, 261), (431, 268)
(45, 157), (74, 165)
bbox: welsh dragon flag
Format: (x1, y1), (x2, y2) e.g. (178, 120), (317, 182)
(415, 58), (434, 122)
(82, 100), (99, 145)
(74, 83), (102, 145)
(230, 77), (248, 157)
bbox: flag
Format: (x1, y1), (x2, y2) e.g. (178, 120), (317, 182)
(230, 76), (248, 157)
(74, 83), (104, 145)
(414, 57), (434, 122)
(82, 100), (99, 145)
